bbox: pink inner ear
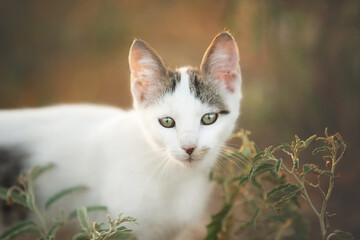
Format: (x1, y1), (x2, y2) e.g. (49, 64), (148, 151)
(134, 79), (148, 102)
(129, 41), (165, 103)
(211, 47), (240, 92)
(218, 70), (239, 93)
(201, 33), (240, 92)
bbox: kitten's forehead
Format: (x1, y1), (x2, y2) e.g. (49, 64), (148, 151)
(186, 68), (225, 110)
(162, 67), (226, 110)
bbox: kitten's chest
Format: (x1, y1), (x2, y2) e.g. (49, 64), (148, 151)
(145, 168), (213, 224)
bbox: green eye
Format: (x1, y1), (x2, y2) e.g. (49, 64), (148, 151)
(201, 113), (218, 125)
(159, 117), (175, 128)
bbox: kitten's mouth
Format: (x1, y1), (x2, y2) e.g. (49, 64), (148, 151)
(183, 155), (202, 166)
(169, 148), (210, 167)
(171, 155), (199, 167)
(179, 157), (197, 168)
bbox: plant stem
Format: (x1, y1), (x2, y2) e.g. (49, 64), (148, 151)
(281, 164), (320, 217)
(326, 232), (336, 240)
(319, 139), (338, 240)
(282, 163), (332, 239)
(33, 203), (48, 237)
(28, 181), (48, 237)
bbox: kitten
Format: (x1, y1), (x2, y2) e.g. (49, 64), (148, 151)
(0, 32), (242, 240)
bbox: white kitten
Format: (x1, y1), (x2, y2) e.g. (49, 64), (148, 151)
(0, 32), (242, 240)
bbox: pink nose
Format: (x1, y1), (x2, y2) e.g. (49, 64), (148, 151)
(182, 147), (195, 155)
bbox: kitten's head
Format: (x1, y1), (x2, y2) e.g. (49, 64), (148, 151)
(129, 32), (242, 168)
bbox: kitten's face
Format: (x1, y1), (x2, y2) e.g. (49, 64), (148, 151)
(129, 32), (242, 168)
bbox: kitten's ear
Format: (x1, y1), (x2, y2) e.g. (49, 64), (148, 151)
(200, 32), (241, 93)
(129, 39), (167, 107)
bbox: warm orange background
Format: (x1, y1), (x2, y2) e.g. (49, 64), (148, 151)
(0, 1), (359, 238)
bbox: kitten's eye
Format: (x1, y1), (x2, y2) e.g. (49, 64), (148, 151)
(201, 113), (218, 125)
(159, 117), (175, 128)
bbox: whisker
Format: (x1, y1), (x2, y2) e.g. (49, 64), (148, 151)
(220, 145), (250, 162)
(217, 151), (244, 170)
(214, 159), (228, 175)
(224, 142), (243, 148)
(217, 148), (248, 166)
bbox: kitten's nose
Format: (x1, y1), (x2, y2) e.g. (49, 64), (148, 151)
(182, 147), (195, 155)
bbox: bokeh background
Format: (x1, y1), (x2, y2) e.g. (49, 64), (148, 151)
(0, 0), (359, 239)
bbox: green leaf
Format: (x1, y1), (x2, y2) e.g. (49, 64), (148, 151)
(272, 144), (291, 153)
(275, 159), (282, 174)
(26, 192), (36, 210)
(71, 232), (91, 240)
(312, 146), (331, 155)
(45, 186), (87, 210)
(254, 163), (275, 175)
(249, 157), (274, 180)
(205, 203), (233, 240)
(267, 184), (301, 211)
(240, 147), (252, 159)
(293, 157), (299, 169)
(235, 207), (260, 234)
(254, 144), (260, 154)
(116, 226), (132, 232)
(120, 216), (139, 225)
(332, 230), (354, 240)
(264, 146), (274, 154)
(320, 170), (333, 176)
(249, 207), (260, 229)
(304, 135), (317, 146)
(253, 151), (265, 161)
(29, 163), (54, 181)
(76, 207), (92, 234)
(47, 222), (64, 239)
(302, 164), (318, 174)
(238, 176), (249, 186)
(0, 186), (28, 207)
(68, 205), (108, 220)
(250, 177), (263, 190)
(0, 220), (39, 240)
(107, 232), (137, 240)
(249, 161), (274, 180)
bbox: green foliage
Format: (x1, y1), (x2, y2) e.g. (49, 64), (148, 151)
(0, 186), (27, 207)
(206, 129), (353, 240)
(0, 164), (137, 240)
(72, 209), (138, 240)
(266, 183), (300, 212)
(205, 203), (233, 240)
(45, 186), (88, 210)
(328, 230), (354, 240)
(68, 205), (108, 220)
(0, 221), (39, 240)
(0, 129), (353, 240)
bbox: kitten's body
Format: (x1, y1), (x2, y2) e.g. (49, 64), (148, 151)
(0, 103), (213, 239)
(0, 33), (242, 240)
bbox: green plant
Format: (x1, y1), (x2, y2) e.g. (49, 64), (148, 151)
(0, 129), (353, 240)
(0, 164), (137, 240)
(72, 208), (138, 240)
(206, 129), (353, 240)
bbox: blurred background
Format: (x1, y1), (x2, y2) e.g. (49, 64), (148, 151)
(0, 0), (359, 238)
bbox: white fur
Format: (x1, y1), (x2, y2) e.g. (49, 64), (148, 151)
(0, 35), (242, 240)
